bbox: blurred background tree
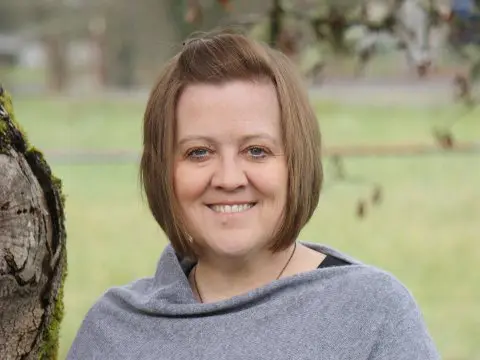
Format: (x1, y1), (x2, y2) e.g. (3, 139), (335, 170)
(1, 0), (478, 96)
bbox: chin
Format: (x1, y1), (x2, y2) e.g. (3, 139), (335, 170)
(204, 233), (267, 259)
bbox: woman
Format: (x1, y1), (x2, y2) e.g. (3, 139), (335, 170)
(67, 30), (439, 359)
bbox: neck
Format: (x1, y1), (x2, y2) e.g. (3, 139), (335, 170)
(191, 242), (297, 303)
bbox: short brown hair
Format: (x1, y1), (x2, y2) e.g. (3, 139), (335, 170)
(140, 29), (322, 259)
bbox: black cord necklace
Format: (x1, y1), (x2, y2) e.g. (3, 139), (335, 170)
(193, 242), (297, 303)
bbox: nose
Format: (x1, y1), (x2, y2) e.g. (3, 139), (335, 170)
(211, 155), (248, 191)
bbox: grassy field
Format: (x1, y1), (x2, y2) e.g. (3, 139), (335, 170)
(11, 95), (480, 359)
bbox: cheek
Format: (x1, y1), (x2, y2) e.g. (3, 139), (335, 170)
(250, 162), (288, 202)
(174, 164), (209, 204)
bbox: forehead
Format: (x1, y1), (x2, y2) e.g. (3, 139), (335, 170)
(175, 80), (281, 140)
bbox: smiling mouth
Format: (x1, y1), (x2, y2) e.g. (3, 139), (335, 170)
(207, 203), (256, 213)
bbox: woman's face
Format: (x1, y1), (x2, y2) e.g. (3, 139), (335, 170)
(174, 80), (288, 259)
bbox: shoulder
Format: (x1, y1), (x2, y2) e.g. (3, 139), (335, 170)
(338, 265), (418, 309)
(67, 277), (154, 359)
(73, 277), (152, 329)
(86, 275), (155, 319)
(311, 260), (422, 323)
(305, 242), (418, 311)
(336, 268), (439, 357)
(319, 266), (438, 347)
(342, 265), (411, 295)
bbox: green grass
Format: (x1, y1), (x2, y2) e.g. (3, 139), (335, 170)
(10, 96), (480, 359)
(12, 96), (480, 151)
(13, 96), (145, 151)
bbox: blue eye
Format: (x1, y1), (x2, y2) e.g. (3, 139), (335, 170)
(186, 148), (211, 160)
(247, 146), (268, 159)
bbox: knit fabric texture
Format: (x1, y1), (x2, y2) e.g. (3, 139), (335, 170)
(67, 242), (440, 359)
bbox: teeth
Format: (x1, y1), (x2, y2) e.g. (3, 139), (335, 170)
(210, 204), (254, 213)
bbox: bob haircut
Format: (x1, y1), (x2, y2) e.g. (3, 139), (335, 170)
(140, 29), (323, 259)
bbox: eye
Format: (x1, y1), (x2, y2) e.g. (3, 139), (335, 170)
(186, 147), (212, 161)
(246, 146), (269, 159)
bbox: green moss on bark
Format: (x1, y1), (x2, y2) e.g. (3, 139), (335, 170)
(1, 85), (67, 360)
(39, 253), (67, 360)
(0, 88), (30, 150)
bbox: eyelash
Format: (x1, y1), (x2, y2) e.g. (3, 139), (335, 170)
(186, 147), (211, 160)
(185, 146), (271, 161)
(246, 146), (270, 159)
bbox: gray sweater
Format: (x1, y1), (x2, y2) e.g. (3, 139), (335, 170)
(67, 242), (440, 359)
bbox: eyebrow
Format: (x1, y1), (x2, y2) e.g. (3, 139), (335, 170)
(176, 133), (280, 147)
(176, 136), (216, 148)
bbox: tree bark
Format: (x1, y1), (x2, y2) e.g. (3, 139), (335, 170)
(0, 87), (66, 360)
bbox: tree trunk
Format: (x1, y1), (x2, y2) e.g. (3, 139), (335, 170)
(43, 34), (69, 94)
(0, 86), (66, 360)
